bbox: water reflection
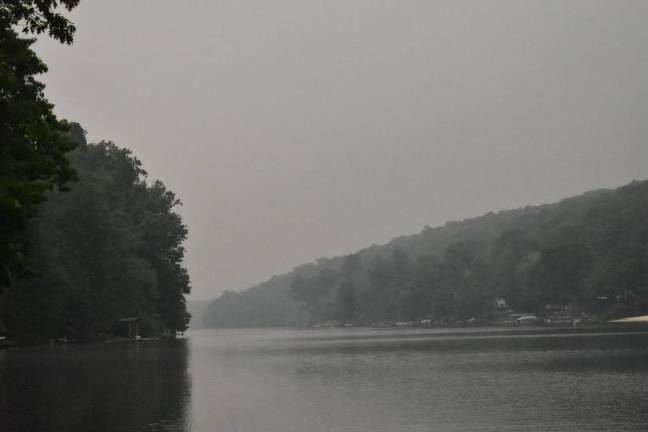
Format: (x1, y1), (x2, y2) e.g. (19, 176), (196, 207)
(0, 339), (190, 432)
(3, 329), (648, 431)
(189, 328), (648, 432)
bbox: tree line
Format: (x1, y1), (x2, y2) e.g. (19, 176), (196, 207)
(0, 2), (191, 341)
(205, 180), (648, 327)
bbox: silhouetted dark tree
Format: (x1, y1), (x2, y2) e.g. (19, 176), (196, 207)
(0, 0), (80, 285)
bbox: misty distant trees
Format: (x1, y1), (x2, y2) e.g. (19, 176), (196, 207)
(288, 245), (495, 325)
(289, 255), (361, 325)
(206, 180), (648, 327)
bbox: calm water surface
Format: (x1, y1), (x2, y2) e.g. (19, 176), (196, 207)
(2, 327), (648, 431)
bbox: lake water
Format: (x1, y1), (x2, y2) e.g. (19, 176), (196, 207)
(2, 327), (648, 431)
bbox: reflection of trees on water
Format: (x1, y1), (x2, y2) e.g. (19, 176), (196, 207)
(0, 339), (191, 432)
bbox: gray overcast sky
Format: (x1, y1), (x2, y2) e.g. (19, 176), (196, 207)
(35, 1), (648, 300)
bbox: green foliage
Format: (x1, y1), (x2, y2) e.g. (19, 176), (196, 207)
(0, 1), (191, 340)
(1, 0), (79, 44)
(0, 1), (79, 284)
(2, 134), (191, 341)
(204, 180), (648, 327)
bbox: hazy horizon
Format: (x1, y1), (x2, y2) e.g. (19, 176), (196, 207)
(33, 1), (648, 300)
(190, 178), (641, 301)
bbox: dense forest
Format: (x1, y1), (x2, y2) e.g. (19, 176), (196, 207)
(0, 2), (190, 341)
(0, 125), (191, 341)
(204, 180), (648, 327)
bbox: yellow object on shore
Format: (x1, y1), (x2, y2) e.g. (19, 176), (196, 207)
(609, 315), (648, 323)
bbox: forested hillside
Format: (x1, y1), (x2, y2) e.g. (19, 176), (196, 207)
(0, 125), (191, 341)
(205, 180), (648, 327)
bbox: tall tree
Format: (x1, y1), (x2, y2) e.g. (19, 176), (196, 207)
(0, 0), (80, 284)
(137, 180), (191, 333)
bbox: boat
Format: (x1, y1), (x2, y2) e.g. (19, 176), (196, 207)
(609, 315), (648, 323)
(515, 315), (540, 326)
